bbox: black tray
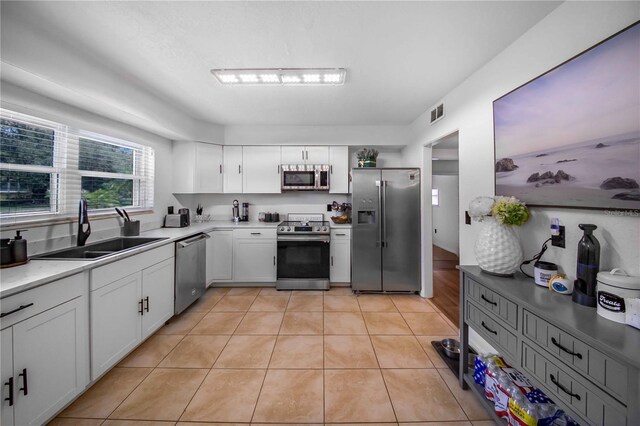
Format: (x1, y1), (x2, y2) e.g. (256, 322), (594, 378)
(431, 340), (478, 378)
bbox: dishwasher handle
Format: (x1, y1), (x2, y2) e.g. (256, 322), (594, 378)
(177, 233), (210, 248)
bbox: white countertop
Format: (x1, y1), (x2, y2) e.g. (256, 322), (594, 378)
(0, 220), (350, 298)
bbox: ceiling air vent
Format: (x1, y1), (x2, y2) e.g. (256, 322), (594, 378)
(429, 103), (444, 125)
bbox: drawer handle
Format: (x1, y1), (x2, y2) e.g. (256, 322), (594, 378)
(18, 368), (28, 396)
(335, 233), (346, 236)
(4, 377), (14, 406)
(0, 303), (34, 318)
(551, 337), (583, 359)
(251, 232), (262, 236)
(480, 295), (497, 306)
(549, 374), (581, 401)
(481, 321), (498, 335)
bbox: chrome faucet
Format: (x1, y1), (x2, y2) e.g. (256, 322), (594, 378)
(77, 198), (91, 246)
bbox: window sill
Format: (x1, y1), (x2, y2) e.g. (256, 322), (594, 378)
(0, 209), (154, 231)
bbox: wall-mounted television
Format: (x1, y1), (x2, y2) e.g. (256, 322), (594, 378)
(493, 22), (640, 210)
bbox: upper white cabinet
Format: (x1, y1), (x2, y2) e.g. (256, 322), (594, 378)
(242, 146), (281, 193)
(281, 146), (329, 164)
(0, 273), (89, 426)
(223, 146), (243, 193)
(329, 146), (350, 193)
(172, 141), (223, 193)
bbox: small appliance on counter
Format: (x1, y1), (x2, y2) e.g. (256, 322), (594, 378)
(0, 230), (29, 268)
(241, 202), (249, 222)
(572, 224), (600, 307)
(164, 206), (190, 228)
(596, 269), (640, 324)
(232, 200), (240, 222)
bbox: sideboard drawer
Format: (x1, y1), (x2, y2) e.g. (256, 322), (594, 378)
(465, 277), (518, 330)
(523, 310), (628, 403)
(521, 342), (627, 426)
(466, 300), (518, 360)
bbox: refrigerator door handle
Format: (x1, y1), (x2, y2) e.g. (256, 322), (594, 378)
(382, 181), (387, 248)
(376, 180), (383, 247)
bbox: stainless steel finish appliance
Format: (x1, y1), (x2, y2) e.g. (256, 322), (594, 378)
(281, 164), (330, 191)
(174, 233), (210, 314)
(352, 168), (421, 292)
(276, 213), (330, 290)
(164, 213), (189, 228)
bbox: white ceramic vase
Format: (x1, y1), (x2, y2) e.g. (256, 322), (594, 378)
(474, 217), (523, 276)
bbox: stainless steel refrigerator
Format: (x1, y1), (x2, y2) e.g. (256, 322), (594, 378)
(351, 168), (421, 292)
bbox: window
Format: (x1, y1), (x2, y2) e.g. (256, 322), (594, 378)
(0, 109), (154, 222)
(432, 188), (439, 206)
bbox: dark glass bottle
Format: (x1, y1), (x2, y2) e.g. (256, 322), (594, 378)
(572, 224), (600, 307)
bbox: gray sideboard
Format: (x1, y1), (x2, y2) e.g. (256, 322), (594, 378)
(459, 265), (640, 426)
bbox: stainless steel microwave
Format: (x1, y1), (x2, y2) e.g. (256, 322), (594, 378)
(281, 164), (330, 191)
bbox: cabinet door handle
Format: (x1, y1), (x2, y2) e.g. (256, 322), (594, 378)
(481, 321), (497, 335)
(138, 299), (144, 315)
(302, 150), (305, 160)
(251, 232), (261, 235)
(480, 294), (497, 306)
(277, 165), (280, 174)
(18, 369), (27, 396)
(219, 164), (222, 174)
(273, 256), (276, 266)
(331, 256), (334, 266)
(335, 233), (346, 236)
(4, 377), (14, 406)
(238, 165), (241, 174)
(549, 374), (581, 400)
(551, 337), (582, 359)
(1, 303), (34, 318)
(330, 165), (333, 174)
(144, 296), (150, 312)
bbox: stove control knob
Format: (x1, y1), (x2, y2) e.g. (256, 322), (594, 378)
(322, 226), (328, 232)
(313, 226), (320, 232)
(279, 226), (285, 232)
(286, 227), (291, 232)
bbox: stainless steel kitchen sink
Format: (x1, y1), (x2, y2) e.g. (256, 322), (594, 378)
(32, 237), (168, 260)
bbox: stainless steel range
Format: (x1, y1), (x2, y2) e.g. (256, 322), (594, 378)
(276, 214), (330, 291)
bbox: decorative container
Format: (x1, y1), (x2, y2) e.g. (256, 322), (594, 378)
(474, 217), (523, 276)
(123, 220), (140, 237)
(362, 159), (377, 167)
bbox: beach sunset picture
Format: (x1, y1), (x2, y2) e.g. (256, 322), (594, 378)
(494, 22), (640, 210)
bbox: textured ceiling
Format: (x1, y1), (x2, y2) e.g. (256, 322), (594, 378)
(1, 1), (560, 127)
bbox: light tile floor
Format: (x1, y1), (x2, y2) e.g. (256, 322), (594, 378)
(51, 287), (497, 426)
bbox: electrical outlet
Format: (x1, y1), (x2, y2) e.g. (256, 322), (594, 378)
(434, 228), (437, 234)
(552, 225), (565, 248)
(326, 204), (332, 212)
(465, 211), (471, 225)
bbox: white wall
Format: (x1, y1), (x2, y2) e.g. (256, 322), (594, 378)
(0, 83), (180, 255)
(432, 174), (459, 255)
(404, 2), (640, 279)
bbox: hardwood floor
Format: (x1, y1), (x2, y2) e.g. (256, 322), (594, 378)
(432, 245), (460, 327)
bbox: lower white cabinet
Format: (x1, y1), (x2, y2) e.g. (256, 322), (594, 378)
(330, 228), (351, 283)
(233, 230), (277, 282)
(0, 273), (89, 426)
(206, 230), (234, 283)
(90, 256), (174, 379)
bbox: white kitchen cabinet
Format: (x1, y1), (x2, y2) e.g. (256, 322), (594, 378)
(91, 273), (142, 378)
(172, 141), (223, 193)
(141, 258), (175, 339)
(0, 273), (89, 426)
(206, 230), (234, 283)
(329, 146), (350, 193)
(281, 146), (329, 164)
(242, 146), (281, 193)
(223, 145), (243, 193)
(233, 230), (277, 282)
(90, 248), (175, 379)
(330, 229), (351, 283)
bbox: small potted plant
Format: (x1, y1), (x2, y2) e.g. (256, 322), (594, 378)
(357, 148), (379, 167)
(469, 196), (529, 276)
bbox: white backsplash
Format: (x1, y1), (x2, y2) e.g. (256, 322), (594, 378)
(173, 193), (350, 223)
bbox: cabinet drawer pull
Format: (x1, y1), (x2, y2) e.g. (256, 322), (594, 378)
(144, 296), (150, 312)
(219, 164), (222, 174)
(1, 303), (34, 318)
(138, 299), (144, 315)
(251, 232), (262, 236)
(551, 337), (582, 359)
(18, 368), (28, 396)
(549, 374), (581, 400)
(335, 233), (346, 236)
(4, 377), (14, 406)
(238, 165), (241, 174)
(481, 321), (498, 335)
(481, 294), (497, 306)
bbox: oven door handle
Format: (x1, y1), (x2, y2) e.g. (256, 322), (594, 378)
(277, 235), (330, 243)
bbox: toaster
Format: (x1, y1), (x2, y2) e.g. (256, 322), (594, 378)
(164, 213), (189, 228)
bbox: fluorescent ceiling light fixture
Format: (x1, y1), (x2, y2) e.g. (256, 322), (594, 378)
(211, 68), (346, 85)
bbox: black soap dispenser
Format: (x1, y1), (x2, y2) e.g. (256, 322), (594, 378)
(11, 229), (28, 263)
(572, 224), (600, 307)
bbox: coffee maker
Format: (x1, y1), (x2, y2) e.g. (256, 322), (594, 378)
(242, 202), (249, 222)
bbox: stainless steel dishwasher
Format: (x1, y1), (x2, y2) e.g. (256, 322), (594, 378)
(174, 233), (210, 314)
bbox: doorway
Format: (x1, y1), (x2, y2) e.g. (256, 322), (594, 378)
(429, 131), (460, 326)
